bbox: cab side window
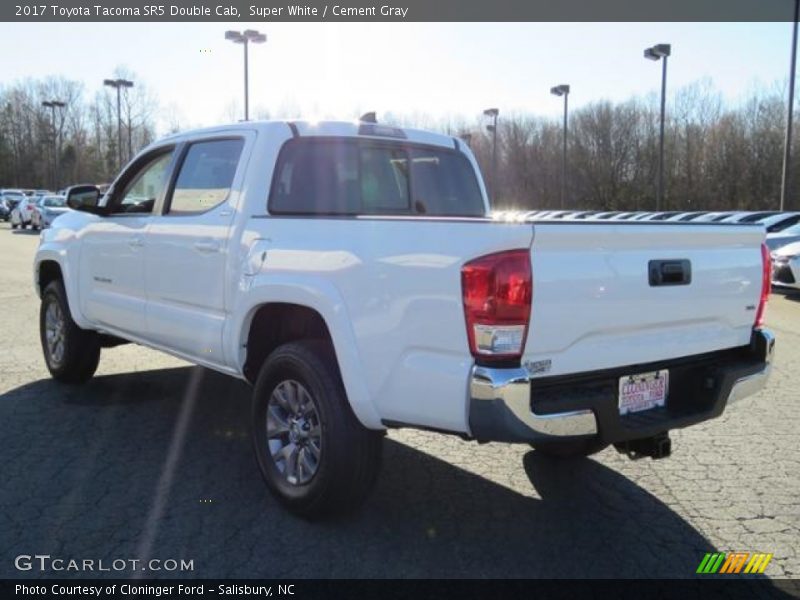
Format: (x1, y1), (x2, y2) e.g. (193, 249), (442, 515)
(166, 139), (244, 215)
(112, 151), (174, 214)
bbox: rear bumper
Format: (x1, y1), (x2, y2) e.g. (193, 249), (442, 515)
(468, 328), (775, 444)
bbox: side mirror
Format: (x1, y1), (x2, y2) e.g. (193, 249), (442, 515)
(66, 185), (102, 213)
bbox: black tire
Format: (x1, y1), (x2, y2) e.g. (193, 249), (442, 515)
(21, 222), (27, 230)
(530, 437), (609, 459)
(252, 341), (383, 519)
(39, 280), (101, 384)
(11, 222), (17, 229)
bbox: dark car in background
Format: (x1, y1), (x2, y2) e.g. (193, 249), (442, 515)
(1, 190), (25, 221)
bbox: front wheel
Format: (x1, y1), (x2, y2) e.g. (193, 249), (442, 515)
(252, 341), (383, 519)
(40, 280), (101, 383)
(530, 437), (609, 459)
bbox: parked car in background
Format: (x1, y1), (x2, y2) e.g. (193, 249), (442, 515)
(690, 211), (736, 223)
(668, 211), (710, 221)
(32, 190), (52, 202)
(720, 211), (779, 224)
(771, 241), (800, 290)
(758, 212), (800, 234)
(642, 211), (681, 221)
(767, 223), (800, 251)
(31, 195), (69, 230)
(571, 210), (604, 219)
(2, 190), (26, 221)
(10, 196), (38, 229)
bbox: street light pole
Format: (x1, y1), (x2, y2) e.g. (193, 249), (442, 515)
(781, 0), (800, 211)
(103, 78), (134, 171)
(225, 29), (267, 121)
(42, 100), (65, 189)
(550, 84), (570, 209)
(645, 43), (672, 211)
(483, 108), (499, 198)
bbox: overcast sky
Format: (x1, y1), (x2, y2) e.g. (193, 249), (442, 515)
(0, 22), (792, 130)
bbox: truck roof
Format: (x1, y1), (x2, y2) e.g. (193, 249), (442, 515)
(158, 120), (461, 150)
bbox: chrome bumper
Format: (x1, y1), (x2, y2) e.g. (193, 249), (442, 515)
(469, 365), (598, 442)
(727, 328), (775, 405)
(468, 329), (775, 444)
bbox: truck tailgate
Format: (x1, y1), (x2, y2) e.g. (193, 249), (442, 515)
(524, 222), (766, 378)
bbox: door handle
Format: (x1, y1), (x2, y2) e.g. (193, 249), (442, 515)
(128, 236), (144, 248)
(194, 240), (221, 253)
(649, 259), (691, 286)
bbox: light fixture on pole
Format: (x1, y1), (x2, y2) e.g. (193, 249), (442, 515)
(550, 84), (570, 209)
(483, 108), (499, 198)
(781, 0), (799, 211)
(103, 78), (134, 171)
(644, 43), (671, 211)
(42, 100), (65, 189)
(225, 29), (267, 121)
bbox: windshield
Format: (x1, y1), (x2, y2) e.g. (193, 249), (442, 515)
(42, 196), (66, 207)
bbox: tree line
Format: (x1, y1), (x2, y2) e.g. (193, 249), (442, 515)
(0, 73), (796, 212)
(459, 79), (795, 212)
(0, 68), (158, 191)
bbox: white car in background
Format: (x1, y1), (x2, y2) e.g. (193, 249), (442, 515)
(759, 212), (800, 234)
(31, 195), (69, 230)
(10, 196), (37, 229)
(771, 241), (800, 290)
(767, 223), (800, 251)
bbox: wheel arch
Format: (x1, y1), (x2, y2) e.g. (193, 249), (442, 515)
(34, 249), (91, 330)
(232, 283), (383, 430)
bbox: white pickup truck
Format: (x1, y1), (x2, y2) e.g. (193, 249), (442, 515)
(35, 120), (775, 518)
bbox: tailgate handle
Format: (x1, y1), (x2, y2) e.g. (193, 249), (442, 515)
(649, 259), (691, 286)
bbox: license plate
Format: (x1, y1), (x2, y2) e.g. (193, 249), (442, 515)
(618, 370), (668, 415)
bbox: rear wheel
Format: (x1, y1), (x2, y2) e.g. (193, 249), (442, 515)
(39, 280), (101, 383)
(252, 341), (383, 519)
(530, 437), (609, 459)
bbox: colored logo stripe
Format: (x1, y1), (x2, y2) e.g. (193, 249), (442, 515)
(720, 553), (749, 573)
(697, 553), (726, 574)
(697, 552), (773, 574)
(744, 553), (773, 574)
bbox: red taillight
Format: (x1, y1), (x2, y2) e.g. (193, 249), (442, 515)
(754, 242), (770, 329)
(461, 249), (532, 361)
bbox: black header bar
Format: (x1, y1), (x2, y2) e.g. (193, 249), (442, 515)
(1, 0), (794, 22)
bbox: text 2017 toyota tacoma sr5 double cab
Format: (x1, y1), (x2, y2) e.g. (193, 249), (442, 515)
(34, 120), (775, 518)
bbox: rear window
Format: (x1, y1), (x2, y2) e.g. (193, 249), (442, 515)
(269, 138), (485, 217)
